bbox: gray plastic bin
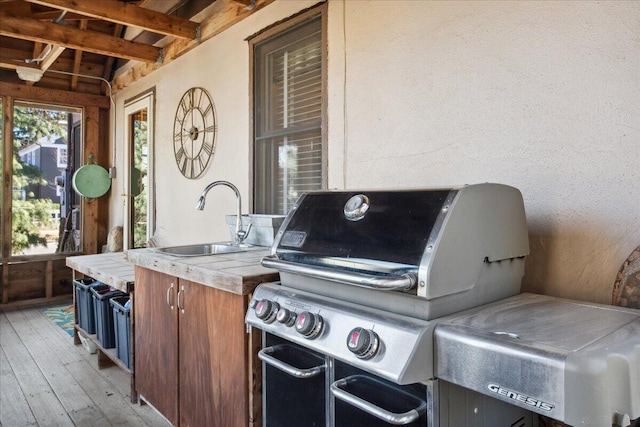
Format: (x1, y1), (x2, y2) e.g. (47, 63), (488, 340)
(91, 285), (125, 348)
(110, 296), (131, 369)
(74, 278), (101, 334)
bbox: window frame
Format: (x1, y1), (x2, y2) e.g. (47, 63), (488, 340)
(123, 89), (156, 250)
(248, 3), (328, 214)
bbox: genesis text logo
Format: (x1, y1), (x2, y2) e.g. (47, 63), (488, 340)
(487, 384), (554, 412)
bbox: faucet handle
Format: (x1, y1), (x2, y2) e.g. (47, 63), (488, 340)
(237, 224), (252, 243)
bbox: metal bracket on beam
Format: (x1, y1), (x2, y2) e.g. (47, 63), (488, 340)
(157, 48), (164, 64)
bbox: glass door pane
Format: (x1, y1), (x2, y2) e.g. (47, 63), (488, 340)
(124, 93), (154, 249)
(11, 103), (82, 256)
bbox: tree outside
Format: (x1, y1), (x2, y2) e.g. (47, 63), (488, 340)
(131, 110), (149, 249)
(10, 106), (68, 255)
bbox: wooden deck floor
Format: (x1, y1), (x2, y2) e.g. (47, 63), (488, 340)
(0, 303), (170, 427)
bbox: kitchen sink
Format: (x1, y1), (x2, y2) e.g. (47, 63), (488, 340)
(153, 242), (258, 257)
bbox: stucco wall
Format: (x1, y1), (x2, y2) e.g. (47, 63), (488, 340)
(111, 0), (640, 304)
(328, 0), (640, 304)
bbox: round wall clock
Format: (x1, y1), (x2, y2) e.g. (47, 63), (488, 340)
(173, 87), (217, 179)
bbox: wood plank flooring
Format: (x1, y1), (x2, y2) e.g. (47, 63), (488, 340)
(0, 303), (170, 427)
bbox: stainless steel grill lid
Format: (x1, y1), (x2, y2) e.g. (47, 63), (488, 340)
(263, 183), (530, 320)
(273, 189), (451, 266)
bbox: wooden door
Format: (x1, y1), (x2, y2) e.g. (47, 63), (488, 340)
(134, 268), (179, 426)
(179, 280), (249, 427)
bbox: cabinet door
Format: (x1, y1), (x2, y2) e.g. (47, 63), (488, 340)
(135, 268), (179, 426)
(179, 280), (248, 427)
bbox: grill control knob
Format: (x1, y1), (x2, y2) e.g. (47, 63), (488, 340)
(276, 308), (296, 327)
(295, 312), (323, 339)
(255, 299), (279, 324)
(347, 327), (380, 359)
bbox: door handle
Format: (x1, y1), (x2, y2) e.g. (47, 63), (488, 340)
(177, 286), (185, 312)
(166, 283), (175, 309)
(258, 345), (325, 378)
(331, 375), (426, 425)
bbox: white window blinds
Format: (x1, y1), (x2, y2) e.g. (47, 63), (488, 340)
(254, 17), (323, 214)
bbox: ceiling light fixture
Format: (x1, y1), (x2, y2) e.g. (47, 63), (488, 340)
(16, 66), (44, 82)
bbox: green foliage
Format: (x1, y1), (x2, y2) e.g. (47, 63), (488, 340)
(13, 107), (67, 150)
(12, 157), (45, 190)
(10, 106), (68, 254)
(132, 116), (149, 248)
(11, 199), (55, 254)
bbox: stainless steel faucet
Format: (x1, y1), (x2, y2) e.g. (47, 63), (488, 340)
(196, 181), (251, 244)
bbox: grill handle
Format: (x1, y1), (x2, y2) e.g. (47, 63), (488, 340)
(258, 345), (325, 378)
(331, 376), (426, 425)
(261, 256), (416, 291)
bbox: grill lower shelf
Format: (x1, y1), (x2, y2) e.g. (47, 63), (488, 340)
(435, 293), (640, 427)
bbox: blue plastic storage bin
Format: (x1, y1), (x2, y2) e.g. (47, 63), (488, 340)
(110, 296), (131, 369)
(90, 285), (125, 348)
(74, 278), (101, 334)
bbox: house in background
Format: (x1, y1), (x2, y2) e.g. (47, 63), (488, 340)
(18, 134), (67, 204)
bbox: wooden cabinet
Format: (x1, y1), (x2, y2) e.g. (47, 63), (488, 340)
(134, 267), (252, 427)
(134, 268), (179, 424)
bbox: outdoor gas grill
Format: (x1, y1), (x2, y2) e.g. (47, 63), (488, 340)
(245, 183), (640, 427)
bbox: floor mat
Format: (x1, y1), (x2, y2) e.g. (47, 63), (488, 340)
(42, 305), (74, 337)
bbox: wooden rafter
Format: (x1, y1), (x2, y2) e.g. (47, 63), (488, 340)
(0, 10), (162, 63)
(0, 81), (110, 108)
(102, 23), (123, 84)
(113, 0), (275, 91)
(39, 45), (65, 70)
(230, 0), (255, 6)
(0, 45), (30, 69)
(24, 43), (65, 86)
(31, 42), (43, 61)
(70, 20), (87, 90)
(23, 0), (199, 39)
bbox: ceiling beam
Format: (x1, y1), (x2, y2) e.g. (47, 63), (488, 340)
(102, 23), (123, 84)
(31, 11), (100, 21)
(0, 10), (162, 63)
(230, 0), (255, 6)
(0, 81), (110, 108)
(70, 20), (87, 90)
(23, 0), (199, 39)
(113, 0), (276, 91)
(0, 46), (28, 69)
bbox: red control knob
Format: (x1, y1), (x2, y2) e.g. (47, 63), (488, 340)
(347, 327), (379, 359)
(295, 311), (323, 339)
(255, 299), (279, 324)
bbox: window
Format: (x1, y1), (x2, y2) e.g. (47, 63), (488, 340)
(124, 91), (155, 249)
(57, 147), (67, 168)
(252, 7), (326, 214)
